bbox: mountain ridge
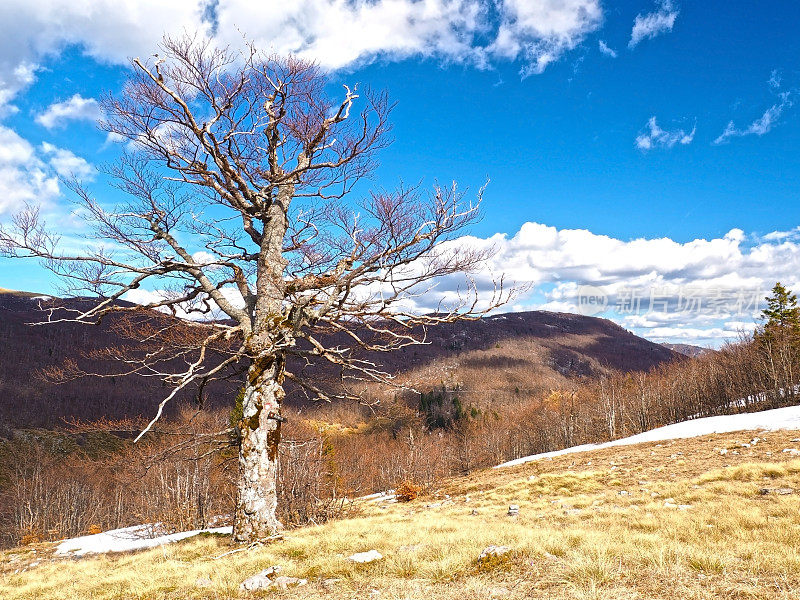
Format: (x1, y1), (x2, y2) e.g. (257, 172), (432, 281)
(0, 289), (679, 428)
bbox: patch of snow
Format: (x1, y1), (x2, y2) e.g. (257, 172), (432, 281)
(54, 524), (232, 556)
(496, 405), (800, 468)
(30, 295), (53, 302)
(359, 490), (396, 502)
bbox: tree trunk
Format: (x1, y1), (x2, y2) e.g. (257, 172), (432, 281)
(233, 356), (285, 542)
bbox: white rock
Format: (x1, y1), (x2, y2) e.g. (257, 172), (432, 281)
(348, 549), (383, 563)
(240, 566), (281, 591)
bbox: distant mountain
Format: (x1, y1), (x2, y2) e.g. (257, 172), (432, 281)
(661, 343), (712, 358)
(0, 289), (680, 428)
(0, 289), (243, 430)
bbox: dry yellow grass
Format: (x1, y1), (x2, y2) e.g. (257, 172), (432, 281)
(4, 430), (800, 599)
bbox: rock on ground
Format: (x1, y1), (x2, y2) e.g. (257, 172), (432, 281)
(348, 549), (383, 563)
(240, 566), (307, 592)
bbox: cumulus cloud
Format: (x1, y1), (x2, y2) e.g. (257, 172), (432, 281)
(0, 132), (92, 215)
(402, 222), (800, 346)
(714, 93), (792, 144)
(629, 0), (679, 48)
(635, 116), (695, 150)
(40, 142), (94, 179)
(598, 40), (617, 58)
(216, 0), (603, 76)
(0, 125), (60, 214)
(36, 94), (102, 129)
(124, 285), (245, 321)
(0, 0), (206, 109)
(217, 0), (486, 71)
(0, 0), (605, 113)
(487, 0), (603, 76)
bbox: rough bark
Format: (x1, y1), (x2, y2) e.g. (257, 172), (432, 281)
(233, 356), (285, 541)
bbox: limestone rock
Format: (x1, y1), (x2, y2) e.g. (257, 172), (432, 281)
(348, 549), (383, 563)
(239, 566), (281, 591)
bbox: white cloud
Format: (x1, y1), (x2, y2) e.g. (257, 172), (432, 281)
(769, 69), (782, 90)
(404, 222), (800, 346)
(629, 0), (679, 48)
(217, 0), (486, 71)
(487, 0), (603, 76)
(0, 0), (608, 122)
(0, 131), (92, 215)
(216, 0), (603, 76)
(714, 93), (792, 144)
(598, 40), (617, 58)
(36, 94), (101, 129)
(635, 116), (695, 150)
(40, 142), (94, 179)
(124, 285), (245, 321)
(0, 0), (206, 110)
(0, 125), (60, 213)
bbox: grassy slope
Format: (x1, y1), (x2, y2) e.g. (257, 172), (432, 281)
(4, 431), (800, 600)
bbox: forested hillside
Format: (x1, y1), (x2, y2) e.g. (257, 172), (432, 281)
(0, 289), (677, 428)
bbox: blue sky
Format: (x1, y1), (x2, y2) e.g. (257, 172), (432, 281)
(1, 0), (800, 346)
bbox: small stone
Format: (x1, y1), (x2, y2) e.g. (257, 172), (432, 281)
(348, 549), (383, 563)
(471, 509), (479, 516)
(195, 577), (213, 588)
(507, 504), (519, 516)
(782, 448), (800, 455)
(563, 508), (582, 516)
(618, 490), (629, 496)
(479, 545), (511, 562)
(542, 551), (559, 561)
(240, 566), (282, 591)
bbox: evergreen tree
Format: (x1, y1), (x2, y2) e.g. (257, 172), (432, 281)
(761, 282), (800, 332)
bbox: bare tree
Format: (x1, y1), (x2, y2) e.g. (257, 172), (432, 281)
(0, 35), (508, 543)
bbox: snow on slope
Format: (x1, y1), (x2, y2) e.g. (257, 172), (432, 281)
(55, 524), (232, 556)
(496, 405), (800, 468)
